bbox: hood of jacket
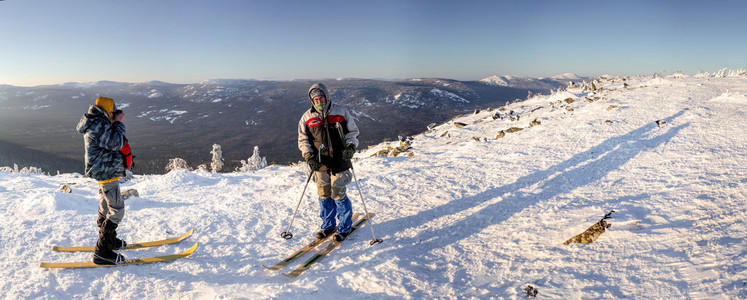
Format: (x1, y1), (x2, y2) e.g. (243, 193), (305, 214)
(308, 83), (332, 115)
(76, 105), (111, 134)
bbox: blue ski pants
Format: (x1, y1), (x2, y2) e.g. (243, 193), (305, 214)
(314, 169), (353, 233)
(319, 196), (353, 233)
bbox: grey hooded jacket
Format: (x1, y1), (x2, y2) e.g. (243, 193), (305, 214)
(76, 105), (126, 182)
(298, 83), (360, 174)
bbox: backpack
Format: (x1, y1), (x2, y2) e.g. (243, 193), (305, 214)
(120, 138), (134, 169)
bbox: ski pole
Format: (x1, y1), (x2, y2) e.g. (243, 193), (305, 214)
(337, 123), (383, 246)
(350, 166), (383, 245)
(281, 171), (313, 240)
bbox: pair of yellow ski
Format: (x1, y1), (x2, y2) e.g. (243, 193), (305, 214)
(40, 230), (197, 269)
(263, 213), (374, 278)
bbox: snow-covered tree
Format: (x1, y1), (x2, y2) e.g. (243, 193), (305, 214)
(716, 68), (747, 77)
(211, 144), (224, 173)
(716, 68), (728, 77)
(238, 146), (267, 172)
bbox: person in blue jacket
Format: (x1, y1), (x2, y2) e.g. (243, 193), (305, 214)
(76, 96), (129, 264)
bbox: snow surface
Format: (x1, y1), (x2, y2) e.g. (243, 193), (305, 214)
(1, 74), (746, 299)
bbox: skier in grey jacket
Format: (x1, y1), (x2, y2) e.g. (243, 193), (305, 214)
(76, 96), (128, 264)
(298, 83), (360, 242)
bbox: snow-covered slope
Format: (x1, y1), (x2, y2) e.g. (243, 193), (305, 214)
(1, 73), (745, 299)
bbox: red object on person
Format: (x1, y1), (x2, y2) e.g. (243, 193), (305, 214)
(120, 139), (133, 169)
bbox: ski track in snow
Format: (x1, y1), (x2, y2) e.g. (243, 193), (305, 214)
(1, 75), (746, 299)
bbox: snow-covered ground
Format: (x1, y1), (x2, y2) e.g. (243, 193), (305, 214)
(1, 73), (745, 299)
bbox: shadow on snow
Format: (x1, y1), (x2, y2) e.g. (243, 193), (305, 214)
(374, 110), (690, 273)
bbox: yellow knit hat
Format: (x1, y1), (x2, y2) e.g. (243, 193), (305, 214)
(94, 97), (114, 119)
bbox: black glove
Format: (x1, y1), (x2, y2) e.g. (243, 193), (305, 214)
(304, 152), (322, 171)
(342, 143), (355, 161)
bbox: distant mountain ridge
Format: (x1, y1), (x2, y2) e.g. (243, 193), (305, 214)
(479, 73), (589, 90)
(543, 72), (588, 80)
(0, 76), (578, 174)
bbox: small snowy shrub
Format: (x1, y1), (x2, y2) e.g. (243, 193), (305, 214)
(24, 167), (42, 174)
(165, 158), (189, 173)
(2, 165), (43, 174)
(670, 70), (686, 78)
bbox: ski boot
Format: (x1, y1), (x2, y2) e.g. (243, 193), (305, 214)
(333, 231), (350, 242)
(97, 216), (127, 250)
(93, 220), (127, 265)
(316, 227), (336, 239)
(93, 251), (126, 265)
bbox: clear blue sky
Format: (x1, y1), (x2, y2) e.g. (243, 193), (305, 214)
(1, 0), (745, 86)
